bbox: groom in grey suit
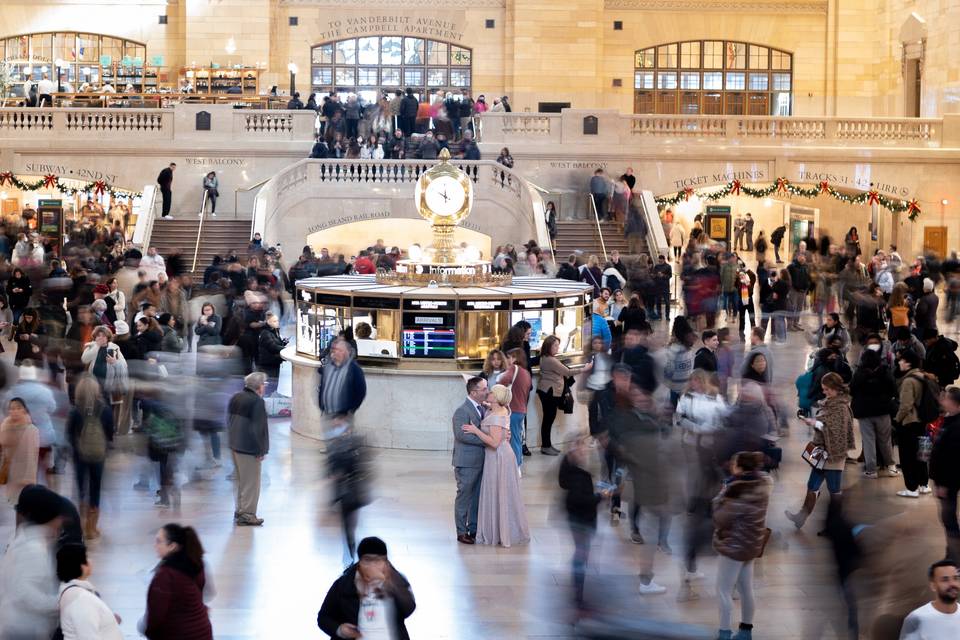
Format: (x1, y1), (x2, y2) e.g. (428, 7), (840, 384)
(452, 376), (489, 544)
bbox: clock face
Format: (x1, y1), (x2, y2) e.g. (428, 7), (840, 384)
(424, 176), (466, 217)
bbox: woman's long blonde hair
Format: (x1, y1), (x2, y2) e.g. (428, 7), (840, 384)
(74, 374), (102, 414)
(686, 369), (720, 396)
(887, 281), (909, 310)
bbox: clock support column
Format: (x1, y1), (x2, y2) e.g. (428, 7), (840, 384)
(432, 221), (457, 264)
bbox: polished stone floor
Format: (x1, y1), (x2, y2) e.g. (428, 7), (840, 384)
(0, 309), (952, 639)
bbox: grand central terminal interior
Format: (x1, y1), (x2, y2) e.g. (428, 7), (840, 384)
(0, 1), (959, 639)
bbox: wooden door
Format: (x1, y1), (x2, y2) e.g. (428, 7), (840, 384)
(923, 226), (947, 258)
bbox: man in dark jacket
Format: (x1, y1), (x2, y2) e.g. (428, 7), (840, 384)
(398, 88), (419, 136)
(923, 328), (960, 388)
(257, 312), (288, 382)
(227, 372), (269, 526)
(318, 338), (367, 432)
(850, 348), (898, 477)
(556, 254), (580, 281)
(786, 253), (811, 331)
(461, 130), (480, 160)
(693, 330), (719, 372)
(317, 536), (416, 640)
(770, 225), (786, 263)
(156, 162), (175, 219)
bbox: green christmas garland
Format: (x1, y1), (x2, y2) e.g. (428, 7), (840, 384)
(0, 171), (141, 199)
(656, 177), (922, 222)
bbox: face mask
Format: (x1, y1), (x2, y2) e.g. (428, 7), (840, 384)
(866, 344), (881, 352)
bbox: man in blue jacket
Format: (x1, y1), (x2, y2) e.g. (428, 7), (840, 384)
(318, 338), (367, 436)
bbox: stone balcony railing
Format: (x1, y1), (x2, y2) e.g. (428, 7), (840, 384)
(1, 103), (958, 151)
(0, 103), (317, 145)
(477, 110), (960, 149)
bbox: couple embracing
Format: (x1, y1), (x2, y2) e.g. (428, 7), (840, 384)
(452, 376), (530, 547)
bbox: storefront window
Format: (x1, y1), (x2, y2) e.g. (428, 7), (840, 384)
(0, 31), (149, 95)
(311, 36), (472, 98)
(634, 40), (792, 116)
(352, 309), (400, 359)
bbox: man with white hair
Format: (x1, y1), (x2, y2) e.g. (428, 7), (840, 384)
(139, 247), (165, 280)
(227, 371), (269, 526)
(915, 277), (940, 337)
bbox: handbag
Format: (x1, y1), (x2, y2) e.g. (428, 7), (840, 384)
(801, 441), (828, 470)
(560, 375), (575, 414)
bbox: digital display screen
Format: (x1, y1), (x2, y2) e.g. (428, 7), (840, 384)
(401, 311), (455, 358)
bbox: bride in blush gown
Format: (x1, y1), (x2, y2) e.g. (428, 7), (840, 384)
(463, 384), (531, 547)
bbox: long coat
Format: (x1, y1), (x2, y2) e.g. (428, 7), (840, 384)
(712, 473), (773, 562)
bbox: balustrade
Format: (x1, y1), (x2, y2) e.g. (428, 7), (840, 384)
(64, 110), (166, 132)
(0, 110), (53, 131)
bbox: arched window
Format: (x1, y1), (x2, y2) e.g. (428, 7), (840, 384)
(634, 41), (792, 116)
(311, 37), (472, 103)
(1, 32), (149, 94)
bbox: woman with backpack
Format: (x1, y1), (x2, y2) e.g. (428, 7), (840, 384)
(894, 350), (937, 498)
(67, 374), (114, 540)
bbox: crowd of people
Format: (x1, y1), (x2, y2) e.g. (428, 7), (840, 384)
(0, 197), (959, 638)
(304, 89), (495, 162)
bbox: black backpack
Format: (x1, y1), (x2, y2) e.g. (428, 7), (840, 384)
(912, 373), (942, 424)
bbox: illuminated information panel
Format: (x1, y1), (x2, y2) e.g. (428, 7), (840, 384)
(401, 299), (456, 358)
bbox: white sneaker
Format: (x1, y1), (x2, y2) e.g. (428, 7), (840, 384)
(884, 466), (901, 477)
(638, 581), (667, 595)
(897, 489), (919, 498)
(684, 571), (705, 582)
(163, 216), (175, 220)
(919, 485), (932, 495)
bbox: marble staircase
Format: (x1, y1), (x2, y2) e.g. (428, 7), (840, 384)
(149, 218), (252, 278)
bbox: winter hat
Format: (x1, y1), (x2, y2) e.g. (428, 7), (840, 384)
(113, 320), (130, 336)
(357, 536), (388, 558)
(15, 485), (62, 525)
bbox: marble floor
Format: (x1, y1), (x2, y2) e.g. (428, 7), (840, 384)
(0, 311), (952, 639)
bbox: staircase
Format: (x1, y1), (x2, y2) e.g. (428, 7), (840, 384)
(553, 220), (640, 260)
(149, 218), (252, 277)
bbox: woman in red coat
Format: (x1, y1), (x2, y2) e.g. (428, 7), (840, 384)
(141, 524), (213, 639)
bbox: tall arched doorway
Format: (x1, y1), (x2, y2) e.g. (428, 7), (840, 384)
(310, 36), (472, 104)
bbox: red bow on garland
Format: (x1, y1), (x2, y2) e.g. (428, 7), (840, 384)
(818, 180), (829, 193)
(731, 180), (742, 196)
(775, 177), (788, 196)
(907, 199), (921, 216)
(42, 174), (57, 189)
(93, 180), (106, 196)
(0, 172), (12, 187)
(868, 190), (880, 206)
(684, 187), (694, 201)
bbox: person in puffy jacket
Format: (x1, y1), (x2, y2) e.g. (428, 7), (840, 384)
(849, 348), (898, 478)
(712, 451), (772, 640)
(257, 312), (287, 382)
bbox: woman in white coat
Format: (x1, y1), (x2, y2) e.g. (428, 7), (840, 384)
(56, 543), (123, 639)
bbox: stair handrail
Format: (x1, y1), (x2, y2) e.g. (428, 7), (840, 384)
(192, 190), (209, 273)
(234, 176), (273, 221)
(132, 184), (159, 250)
(586, 193), (609, 264)
(638, 190), (670, 259)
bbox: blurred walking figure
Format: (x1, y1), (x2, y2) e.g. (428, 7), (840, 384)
(930, 387), (960, 561)
(713, 451), (772, 640)
(0, 485), (64, 639)
(609, 379), (670, 595)
(228, 372), (269, 526)
(0, 397), (39, 503)
(317, 338), (366, 436)
(142, 389), (185, 510)
(68, 374), (114, 540)
(326, 424), (371, 566)
(559, 437), (610, 607)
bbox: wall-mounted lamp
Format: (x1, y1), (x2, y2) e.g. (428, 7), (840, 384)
(225, 38), (237, 55)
